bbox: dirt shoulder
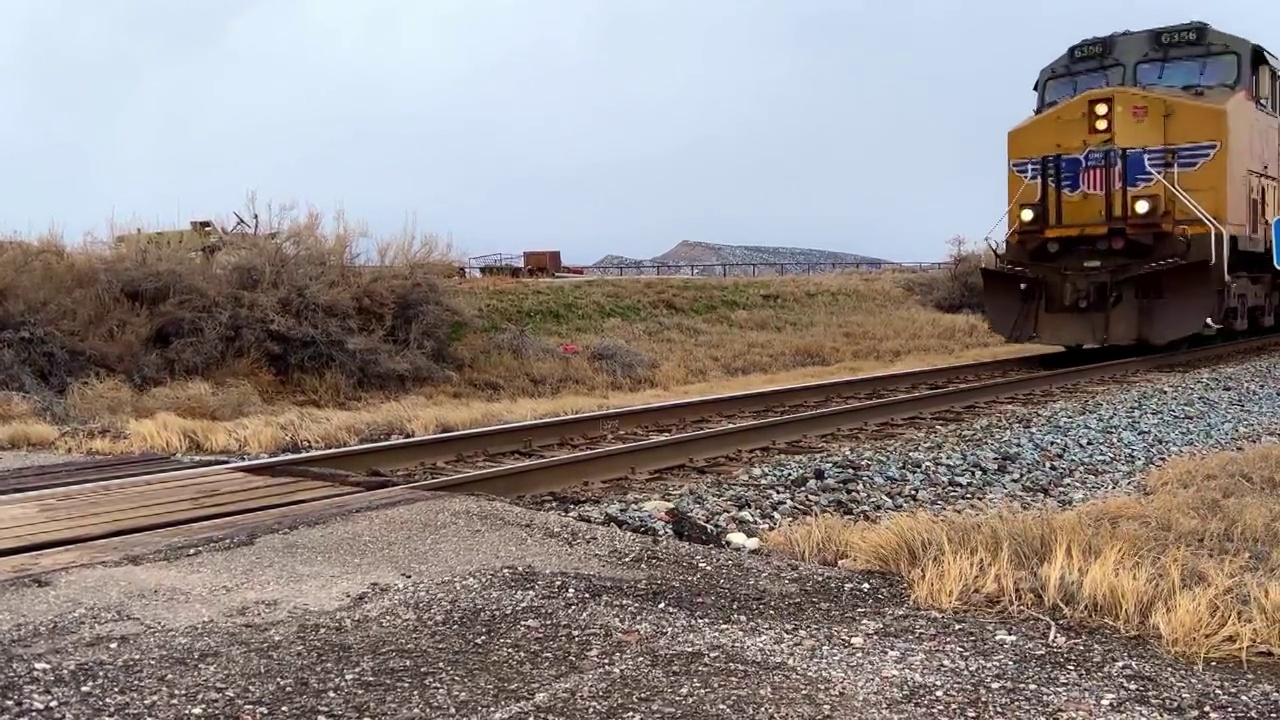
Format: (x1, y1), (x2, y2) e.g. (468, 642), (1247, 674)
(1, 494), (1277, 719)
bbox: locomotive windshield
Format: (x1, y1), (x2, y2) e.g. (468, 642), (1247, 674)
(1042, 65), (1124, 107)
(1135, 53), (1239, 89)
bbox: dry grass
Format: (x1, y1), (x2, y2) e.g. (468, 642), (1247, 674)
(29, 343), (1037, 456)
(448, 269), (1007, 398)
(0, 205), (1022, 455)
(766, 444), (1280, 665)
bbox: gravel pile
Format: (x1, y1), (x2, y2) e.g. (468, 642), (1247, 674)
(522, 356), (1280, 546)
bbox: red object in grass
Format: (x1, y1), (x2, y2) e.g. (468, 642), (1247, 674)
(559, 344), (580, 355)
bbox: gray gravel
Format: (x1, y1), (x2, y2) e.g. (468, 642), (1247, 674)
(0, 451), (89, 471)
(2, 493), (1279, 719)
(523, 356), (1280, 545)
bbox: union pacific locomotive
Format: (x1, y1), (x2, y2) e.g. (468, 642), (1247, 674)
(981, 21), (1280, 348)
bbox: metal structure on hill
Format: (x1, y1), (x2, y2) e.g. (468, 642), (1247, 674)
(112, 212), (279, 258)
(467, 250), (586, 278)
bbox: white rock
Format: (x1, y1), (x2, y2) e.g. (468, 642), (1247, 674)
(640, 500), (675, 513)
(724, 532), (761, 551)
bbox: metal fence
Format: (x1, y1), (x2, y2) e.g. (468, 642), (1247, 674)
(463, 260), (952, 279)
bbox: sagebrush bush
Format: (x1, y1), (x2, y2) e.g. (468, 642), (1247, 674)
(895, 237), (984, 314)
(0, 216), (464, 405)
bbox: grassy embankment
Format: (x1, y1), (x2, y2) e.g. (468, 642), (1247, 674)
(0, 211), (1034, 455)
(767, 445), (1280, 665)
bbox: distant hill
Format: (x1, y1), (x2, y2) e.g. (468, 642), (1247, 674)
(591, 240), (894, 277)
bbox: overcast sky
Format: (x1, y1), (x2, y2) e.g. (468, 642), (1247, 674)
(0, 1), (1269, 262)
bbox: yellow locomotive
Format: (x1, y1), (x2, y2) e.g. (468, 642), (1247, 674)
(981, 21), (1280, 348)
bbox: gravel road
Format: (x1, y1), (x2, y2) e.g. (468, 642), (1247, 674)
(2, 493), (1278, 719)
(523, 355), (1280, 545)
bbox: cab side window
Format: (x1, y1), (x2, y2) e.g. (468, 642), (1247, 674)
(1255, 63), (1278, 114)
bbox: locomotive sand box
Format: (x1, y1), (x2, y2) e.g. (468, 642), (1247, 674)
(982, 20), (1280, 348)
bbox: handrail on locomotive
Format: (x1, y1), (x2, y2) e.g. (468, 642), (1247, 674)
(1138, 153), (1227, 281)
(982, 175), (1032, 262)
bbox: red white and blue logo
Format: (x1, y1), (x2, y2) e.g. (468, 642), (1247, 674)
(1010, 142), (1220, 196)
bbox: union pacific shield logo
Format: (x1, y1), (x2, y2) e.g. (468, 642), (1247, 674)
(1009, 142), (1220, 197)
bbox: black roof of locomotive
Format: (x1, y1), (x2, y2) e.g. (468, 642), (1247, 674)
(1034, 20), (1277, 91)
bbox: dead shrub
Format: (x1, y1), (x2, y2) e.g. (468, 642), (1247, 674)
(0, 204), (465, 410)
(0, 393), (39, 423)
(585, 340), (656, 383)
(489, 327), (560, 359)
(0, 321), (96, 398)
(897, 236), (984, 314)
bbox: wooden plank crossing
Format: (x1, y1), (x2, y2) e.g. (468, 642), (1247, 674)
(0, 454), (222, 495)
(0, 486), (426, 582)
(0, 469), (362, 557)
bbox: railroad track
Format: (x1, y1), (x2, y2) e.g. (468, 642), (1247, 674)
(5, 352), (1061, 497)
(1, 336), (1275, 581)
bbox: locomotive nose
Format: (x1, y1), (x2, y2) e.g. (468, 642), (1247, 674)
(1006, 89), (1190, 232)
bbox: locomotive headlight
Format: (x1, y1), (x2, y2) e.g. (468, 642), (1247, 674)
(1088, 97), (1114, 134)
(1018, 206), (1037, 223)
(1130, 195), (1158, 217)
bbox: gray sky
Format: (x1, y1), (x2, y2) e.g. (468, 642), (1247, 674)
(0, 1), (1268, 262)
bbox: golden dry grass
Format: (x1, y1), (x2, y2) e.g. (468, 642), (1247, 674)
(31, 343), (1038, 456)
(766, 444), (1280, 664)
(0, 206), (1025, 455)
